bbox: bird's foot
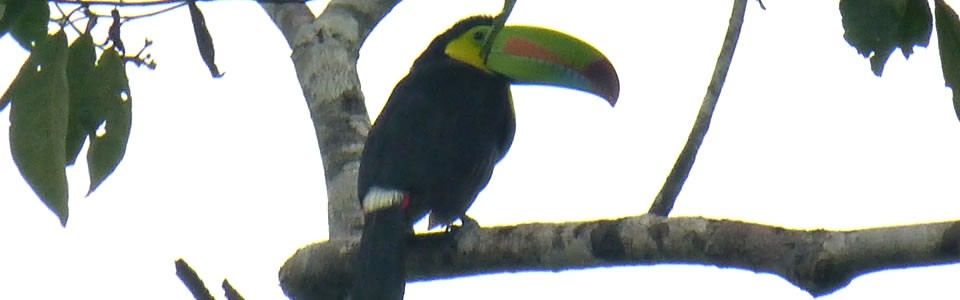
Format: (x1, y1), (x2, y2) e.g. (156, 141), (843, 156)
(446, 214), (482, 246)
(446, 214), (480, 232)
(459, 214), (481, 230)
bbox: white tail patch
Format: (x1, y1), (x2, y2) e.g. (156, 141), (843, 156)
(362, 187), (406, 213)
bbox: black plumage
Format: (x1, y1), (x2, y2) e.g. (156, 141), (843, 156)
(352, 16), (513, 300)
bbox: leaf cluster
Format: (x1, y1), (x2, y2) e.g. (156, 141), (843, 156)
(840, 0), (960, 121)
(0, 0), (225, 224)
(1, 28), (131, 225)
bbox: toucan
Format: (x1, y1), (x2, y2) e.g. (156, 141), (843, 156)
(351, 15), (620, 300)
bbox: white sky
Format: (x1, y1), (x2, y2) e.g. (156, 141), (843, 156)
(2, 0), (960, 299)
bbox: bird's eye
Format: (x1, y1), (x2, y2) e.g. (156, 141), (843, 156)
(473, 31), (485, 41)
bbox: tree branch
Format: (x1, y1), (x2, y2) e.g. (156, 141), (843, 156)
(480, 0), (516, 62)
(222, 279), (246, 300)
(648, 0), (748, 216)
(278, 215), (960, 299)
(258, 2), (313, 47)
(175, 259), (216, 300)
(51, 0), (310, 5)
(259, 0), (400, 239)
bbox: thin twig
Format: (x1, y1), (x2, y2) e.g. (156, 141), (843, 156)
(480, 0), (516, 63)
(50, 0), (308, 5)
(55, 2), (188, 20)
(222, 279), (246, 300)
(648, 0), (748, 216)
(53, 2), (86, 35)
(117, 3), (187, 20)
(52, 0), (183, 6)
(175, 259), (216, 300)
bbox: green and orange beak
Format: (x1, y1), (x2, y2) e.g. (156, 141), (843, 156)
(445, 24), (620, 105)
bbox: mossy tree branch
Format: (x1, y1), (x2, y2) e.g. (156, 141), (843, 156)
(279, 215), (960, 299)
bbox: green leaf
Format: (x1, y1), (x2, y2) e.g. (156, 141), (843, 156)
(900, 0), (934, 57)
(6, 0), (49, 50)
(0, 0), (15, 38)
(4, 31), (71, 226)
(0, 71), (8, 111)
(86, 47), (132, 195)
(935, 0), (960, 122)
(187, 1), (223, 77)
(0, 0), (10, 38)
(839, 0), (933, 76)
(65, 33), (97, 166)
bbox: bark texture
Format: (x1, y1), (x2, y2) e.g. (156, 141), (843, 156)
(260, 0), (400, 239)
(279, 215), (960, 299)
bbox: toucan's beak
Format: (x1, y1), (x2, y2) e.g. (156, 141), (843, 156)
(485, 26), (619, 106)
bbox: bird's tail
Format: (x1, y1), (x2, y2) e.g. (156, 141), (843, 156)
(351, 189), (408, 300)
